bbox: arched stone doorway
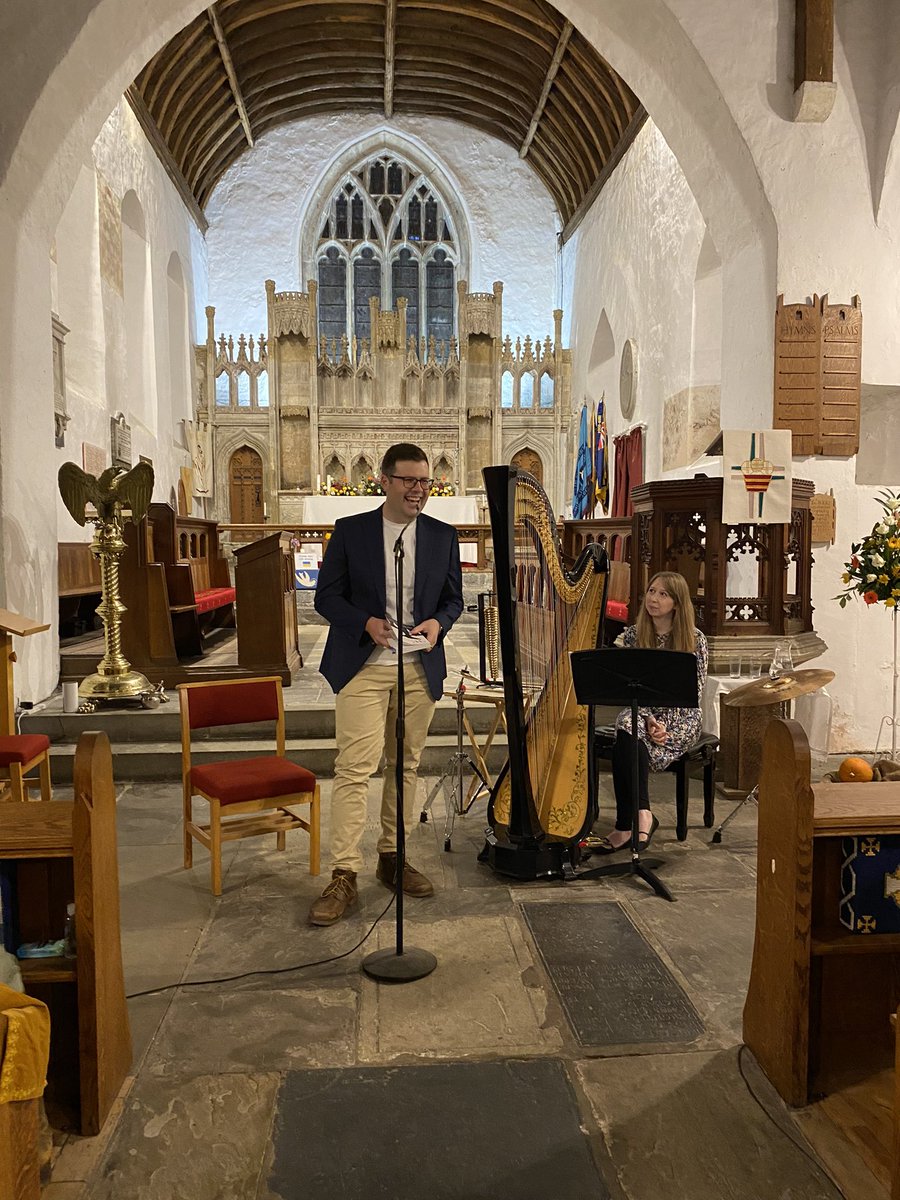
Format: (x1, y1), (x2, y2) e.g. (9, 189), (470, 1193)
(228, 446), (264, 523)
(510, 447), (543, 485)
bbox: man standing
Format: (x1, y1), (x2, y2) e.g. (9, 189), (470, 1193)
(309, 443), (463, 925)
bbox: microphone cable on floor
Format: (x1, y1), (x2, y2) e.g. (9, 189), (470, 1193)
(125, 893), (396, 1000)
(735, 1045), (848, 1200)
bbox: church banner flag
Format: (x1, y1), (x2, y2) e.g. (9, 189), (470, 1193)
(722, 429), (791, 524)
(594, 396), (609, 514)
(572, 404), (591, 518)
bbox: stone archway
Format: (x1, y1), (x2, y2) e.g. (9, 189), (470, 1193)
(0, 0), (778, 702)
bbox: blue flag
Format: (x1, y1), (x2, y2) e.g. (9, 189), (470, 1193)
(572, 404), (591, 518)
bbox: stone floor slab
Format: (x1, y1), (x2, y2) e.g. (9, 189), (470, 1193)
(577, 1048), (842, 1200)
(267, 1058), (609, 1200)
(145, 983), (358, 1075)
(360, 913), (562, 1061)
(624, 887), (757, 1043)
(90, 1072), (280, 1200)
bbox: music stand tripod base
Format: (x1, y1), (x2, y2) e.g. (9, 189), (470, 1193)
(362, 946), (437, 982)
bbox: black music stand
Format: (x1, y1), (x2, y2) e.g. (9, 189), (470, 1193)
(570, 648), (699, 902)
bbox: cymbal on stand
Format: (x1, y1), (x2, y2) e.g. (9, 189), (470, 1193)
(723, 669), (835, 708)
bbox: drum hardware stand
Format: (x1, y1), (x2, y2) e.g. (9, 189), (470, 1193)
(420, 668), (490, 851)
(710, 784), (758, 844)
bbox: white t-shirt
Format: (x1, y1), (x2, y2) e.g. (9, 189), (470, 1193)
(368, 514), (421, 664)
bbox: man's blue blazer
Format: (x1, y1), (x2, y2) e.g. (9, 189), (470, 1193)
(314, 507), (464, 701)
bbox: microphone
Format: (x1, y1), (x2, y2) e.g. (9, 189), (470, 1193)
(393, 501), (420, 555)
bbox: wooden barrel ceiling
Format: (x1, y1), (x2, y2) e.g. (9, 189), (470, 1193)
(130, 0), (644, 233)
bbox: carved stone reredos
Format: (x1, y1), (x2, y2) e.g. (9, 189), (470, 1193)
(272, 290), (310, 339)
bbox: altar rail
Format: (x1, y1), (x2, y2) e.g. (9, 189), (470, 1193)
(218, 524), (494, 570)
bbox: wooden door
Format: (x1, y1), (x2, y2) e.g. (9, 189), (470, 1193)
(229, 446), (264, 523)
(510, 447), (543, 485)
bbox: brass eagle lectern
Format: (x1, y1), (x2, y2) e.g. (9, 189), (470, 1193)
(58, 461), (154, 701)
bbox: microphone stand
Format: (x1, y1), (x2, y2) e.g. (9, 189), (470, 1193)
(363, 508), (437, 983)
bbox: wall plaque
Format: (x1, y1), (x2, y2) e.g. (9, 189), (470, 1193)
(110, 413), (132, 470)
(82, 441), (106, 477)
(810, 491), (836, 543)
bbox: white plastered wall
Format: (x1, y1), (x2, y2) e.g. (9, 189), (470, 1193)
(204, 115), (559, 345)
(53, 98), (205, 549)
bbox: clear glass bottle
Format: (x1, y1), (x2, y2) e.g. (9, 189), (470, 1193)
(768, 644), (785, 681)
(63, 902), (76, 957)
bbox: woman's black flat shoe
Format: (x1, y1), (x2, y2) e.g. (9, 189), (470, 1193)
(637, 815), (659, 850)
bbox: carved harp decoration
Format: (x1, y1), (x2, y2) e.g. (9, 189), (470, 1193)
(484, 466), (608, 852)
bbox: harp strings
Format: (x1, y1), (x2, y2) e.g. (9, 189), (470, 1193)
(513, 478), (593, 806)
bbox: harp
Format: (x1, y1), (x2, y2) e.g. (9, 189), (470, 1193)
(481, 466), (609, 879)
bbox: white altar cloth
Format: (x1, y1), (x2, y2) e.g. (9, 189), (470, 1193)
(300, 495), (481, 563)
(302, 495), (478, 524)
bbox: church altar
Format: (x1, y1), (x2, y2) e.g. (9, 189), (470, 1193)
(300, 495), (482, 564)
(302, 495), (478, 525)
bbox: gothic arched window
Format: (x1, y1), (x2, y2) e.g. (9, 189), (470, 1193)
(315, 154), (458, 354)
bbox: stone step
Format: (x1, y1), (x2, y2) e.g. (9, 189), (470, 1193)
(22, 695), (504, 745)
(44, 732), (509, 784)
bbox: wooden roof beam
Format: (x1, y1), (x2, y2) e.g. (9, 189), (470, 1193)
(794, 0), (836, 122)
(207, 5), (255, 147)
(519, 19), (572, 159)
(384, 0), (397, 117)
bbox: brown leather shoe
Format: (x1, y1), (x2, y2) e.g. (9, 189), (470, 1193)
(376, 852), (435, 897)
(308, 869), (358, 926)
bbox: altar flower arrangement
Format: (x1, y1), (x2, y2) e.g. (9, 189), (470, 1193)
(430, 478), (455, 497)
(361, 476), (384, 496)
(836, 491), (900, 609)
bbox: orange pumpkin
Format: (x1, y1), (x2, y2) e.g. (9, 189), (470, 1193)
(838, 756), (874, 783)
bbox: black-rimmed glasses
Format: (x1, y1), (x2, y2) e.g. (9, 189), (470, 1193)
(389, 475), (433, 490)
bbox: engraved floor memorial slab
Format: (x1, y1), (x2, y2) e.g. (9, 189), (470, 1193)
(522, 900), (704, 1047)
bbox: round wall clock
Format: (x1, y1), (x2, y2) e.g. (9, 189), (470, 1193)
(619, 338), (637, 420)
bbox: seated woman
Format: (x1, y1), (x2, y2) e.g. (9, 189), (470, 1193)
(593, 571), (708, 853)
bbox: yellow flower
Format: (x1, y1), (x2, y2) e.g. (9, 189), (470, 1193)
(887, 598), (897, 608)
(894, 565), (900, 578)
(842, 572), (851, 583)
(889, 538), (900, 550)
(894, 587), (900, 598)
(879, 574), (890, 584)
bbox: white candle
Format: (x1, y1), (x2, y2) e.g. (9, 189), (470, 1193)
(326, 475), (332, 489)
(316, 474), (321, 491)
(263, 502), (268, 519)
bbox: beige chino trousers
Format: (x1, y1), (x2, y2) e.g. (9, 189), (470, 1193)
(329, 659), (437, 873)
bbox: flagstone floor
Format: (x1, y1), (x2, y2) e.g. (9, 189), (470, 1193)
(40, 745), (861, 1199)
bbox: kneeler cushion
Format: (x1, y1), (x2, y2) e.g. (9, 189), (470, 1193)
(0, 735), (50, 766)
(190, 757), (316, 805)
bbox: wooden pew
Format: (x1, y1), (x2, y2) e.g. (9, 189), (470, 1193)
(57, 543), (100, 638)
(120, 504), (235, 666)
(146, 505), (235, 656)
(744, 718), (900, 1197)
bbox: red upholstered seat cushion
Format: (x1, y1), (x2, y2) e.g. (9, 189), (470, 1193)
(0, 735), (50, 765)
(194, 587), (236, 614)
(606, 600), (629, 623)
(190, 756), (316, 805)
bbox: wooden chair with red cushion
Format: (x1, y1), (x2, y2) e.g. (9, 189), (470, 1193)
(178, 677), (320, 895)
(0, 735), (52, 802)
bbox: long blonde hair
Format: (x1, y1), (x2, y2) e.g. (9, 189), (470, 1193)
(634, 572), (697, 653)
